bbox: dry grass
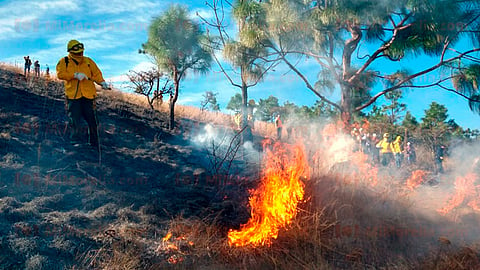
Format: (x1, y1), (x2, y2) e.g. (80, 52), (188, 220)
(0, 62), (24, 74)
(4, 62), (479, 269)
(0, 62), (61, 82)
(1, 62), (275, 138)
(91, 164), (480, 270)
(85, 171), (459, 269)
(100, 88), (276, 138)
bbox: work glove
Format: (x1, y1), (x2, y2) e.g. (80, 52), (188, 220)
(100, 81), (110, 90)
(74, 72), (88, 81)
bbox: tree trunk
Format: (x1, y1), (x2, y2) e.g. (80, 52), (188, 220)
(156, 75), (161, 106)
(240, 68), (252, 143)
(147, 96), (154, 110)
(340, 83), (352, 127)
(340, 24), (362, 127)
(169, 69), (179, 130)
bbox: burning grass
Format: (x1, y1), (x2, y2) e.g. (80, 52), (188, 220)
(3, 63), (480, 268)
(227, 141), (309, 247)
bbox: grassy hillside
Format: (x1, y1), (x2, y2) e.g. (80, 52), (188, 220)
(1, 64), (480, 270)
(0, 65), (258, 269)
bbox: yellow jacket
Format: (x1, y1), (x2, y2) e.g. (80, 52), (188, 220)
(56, 54), (105, 99)
(391, 136), (402, 154)
(376, 138), (392, 154)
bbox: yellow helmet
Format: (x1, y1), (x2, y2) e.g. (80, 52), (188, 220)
(67, 39), (84, 53)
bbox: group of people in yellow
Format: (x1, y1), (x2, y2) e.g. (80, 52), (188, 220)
(375, 133), (404, 167)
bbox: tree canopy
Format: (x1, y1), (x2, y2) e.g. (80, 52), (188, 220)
(240, 0), (480, 123)
(142, 4), (212, 129)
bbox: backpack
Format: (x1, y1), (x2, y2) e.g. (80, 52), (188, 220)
(64, 56), (90, 69)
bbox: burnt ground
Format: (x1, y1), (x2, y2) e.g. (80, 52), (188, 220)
(0, 69), (256, 269)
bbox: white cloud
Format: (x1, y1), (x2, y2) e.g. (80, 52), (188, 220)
(106, 74), (129, 83)
(0, 0), (82, 40)
(0, 16), (37, 40)
(33, 1), (80, 12)
(130, 61), (156, 71)
(84, 0), (164, 14)
(190, 7), (214, 21)
(178, 91), (204, 105)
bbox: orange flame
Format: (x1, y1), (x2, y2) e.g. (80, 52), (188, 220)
(163, 232), (172, 242)
(350, 151), (378, 186)
(227, 141), (309, 247)
(438, 173), (478, 215)
(406, 170), (428, 190)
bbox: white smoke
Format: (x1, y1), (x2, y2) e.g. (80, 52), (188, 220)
(191, 123), (262, 174)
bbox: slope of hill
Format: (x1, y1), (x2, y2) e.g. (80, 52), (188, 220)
(0, 67), (253, 269)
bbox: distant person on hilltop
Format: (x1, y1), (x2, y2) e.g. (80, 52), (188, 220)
(24, 56), (32, 76)
(275, 114), (283, 140)
(56, 39), (110, 149)
(34, 60), (40, 77)
(45, 65), (50, 79)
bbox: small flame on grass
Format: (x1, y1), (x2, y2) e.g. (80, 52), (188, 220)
(163, 232), (172, 242)
(438, 173), (478, 215)
(350, 151), (378, 186)
(406, 170), (428, 190)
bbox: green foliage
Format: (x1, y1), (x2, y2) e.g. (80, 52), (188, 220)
(232, 0), (268, 47)
(308, 99), (339, 119)
(384, 0), (466, 58)
(366, 105), (397, 135)
(235, 95), (339, 121)
(141, 4), (212, 129)
(401, 111), (418, 131)
(382, 89), (407, 124)
(259, 0), (480, 117)
(142, 5), (212, 79)
(201, 91), (220, 111)
(421, 102), (448, 129)
(419, 102), (451, 152)
(223, 41), (267, 83)
(452, 64), (480, 113)
(254, 95), (280, 121)
(227, 93), (243, 113)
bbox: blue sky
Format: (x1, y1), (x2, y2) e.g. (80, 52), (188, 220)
(0, 0), (479, 130)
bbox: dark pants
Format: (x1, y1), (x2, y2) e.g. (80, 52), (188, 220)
(394, 153), (403, 168)
(67, 97), (98, 146)
(436, 160), (444, 174)
(277, 127), (282, 140)
(380, 153), (393, 166)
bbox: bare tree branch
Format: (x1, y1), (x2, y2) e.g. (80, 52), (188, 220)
(270, 45), (341, 110)
(355, 48), (480, 111)
(348, 14), (412, 84)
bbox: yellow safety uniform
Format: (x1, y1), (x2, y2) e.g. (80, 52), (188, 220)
(376, 138), (393, 154)
(391, 136), (402, 154)
(56, 54), (105, 99)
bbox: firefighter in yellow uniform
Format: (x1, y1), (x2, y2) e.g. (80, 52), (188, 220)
(376, 133), (393, 166)
(56, 39), (110, 148)
(391, 136), (403, 168)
